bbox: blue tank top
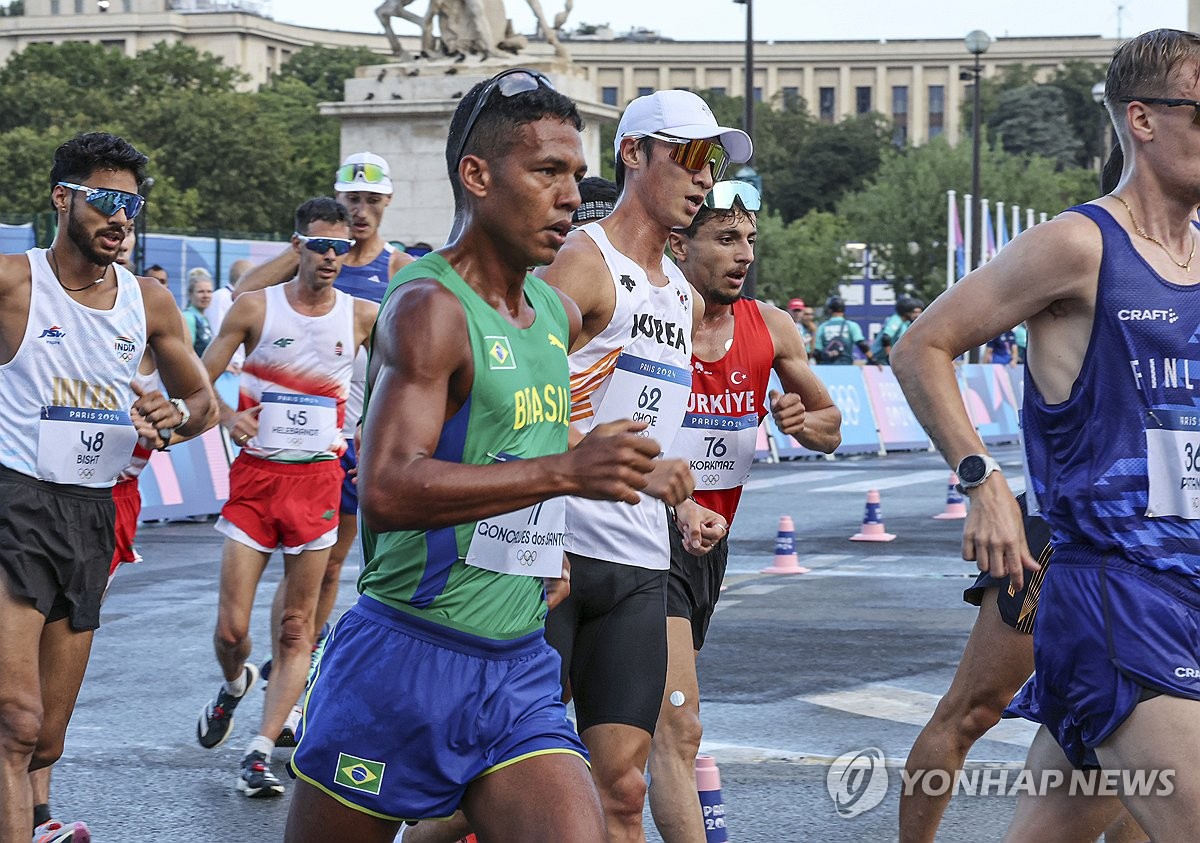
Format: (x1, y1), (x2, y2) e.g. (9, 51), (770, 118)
(1024, 203), (1200, 583)
(334, 243), (395, 304)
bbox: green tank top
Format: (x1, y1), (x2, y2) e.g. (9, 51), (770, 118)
(358, 253), (571, 640)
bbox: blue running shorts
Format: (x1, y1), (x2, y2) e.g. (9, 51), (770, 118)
(338, 438), (358, 515)
(1005, 545), (1200, 767)
(290, 595), (588, 821)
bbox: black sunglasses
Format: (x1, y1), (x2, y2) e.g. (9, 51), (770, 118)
(1118, 96), (1200, 126)
(450, 69), (556, 168)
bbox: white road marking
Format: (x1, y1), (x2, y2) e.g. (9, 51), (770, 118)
(798, 683), (1037, 747)
(814, 469), (951, 494)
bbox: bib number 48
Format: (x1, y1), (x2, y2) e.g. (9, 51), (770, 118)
(80, 430), (105, 453)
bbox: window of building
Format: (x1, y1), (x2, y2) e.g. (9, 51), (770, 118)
(709, 86), (726, 97)
(74, 0), (83, 12)
(891, 85), (908, 145)
(50, 0), (60, 13)
(819, 87), (835, 122)
(637, 86), (653, 97)
(753, 86), (762, 102)
(928, 84), (945, 137)
(601, 86), (617, 106)
(855, 86), (871, 114)
(782, 86), (800, 108)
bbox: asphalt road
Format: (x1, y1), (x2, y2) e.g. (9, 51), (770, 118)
(47, 444), (1039, 842)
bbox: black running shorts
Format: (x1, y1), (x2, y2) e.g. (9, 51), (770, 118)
(962, 492), (1052, 634)
(666, 525), (729, 651)
(545, 554), (667, 735)
(0, 465), (116, 631)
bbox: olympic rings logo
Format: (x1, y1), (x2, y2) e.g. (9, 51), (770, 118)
(830, 384), (862, 427)
(515, 549), (538, 566)
(78, 468), (95, 479)
(702, 474), (721, 486)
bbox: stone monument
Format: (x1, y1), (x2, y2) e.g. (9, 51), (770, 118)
(323, 0), (612, 250)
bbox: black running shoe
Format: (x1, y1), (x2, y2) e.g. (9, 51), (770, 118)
(237, 750), (285, 798)
(196, 663), (259, 749)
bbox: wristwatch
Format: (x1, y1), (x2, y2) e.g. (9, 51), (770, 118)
(955, 454), (1002, 494)
(157, 398), (191, 451)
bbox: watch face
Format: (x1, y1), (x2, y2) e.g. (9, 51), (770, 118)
(958, 455), (988, 485)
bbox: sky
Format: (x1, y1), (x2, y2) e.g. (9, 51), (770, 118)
(271, 0), (1184, 43)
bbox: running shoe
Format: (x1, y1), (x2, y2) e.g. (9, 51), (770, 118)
(32, 819), (91, 843)
(275, 703), (303, 748)
(196, 663), (259, 749)
(238, 750), (285, 798)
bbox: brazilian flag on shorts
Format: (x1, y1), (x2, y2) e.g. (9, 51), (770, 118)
(334, 752), (386, 795)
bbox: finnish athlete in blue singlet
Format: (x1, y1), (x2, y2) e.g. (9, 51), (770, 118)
(893, 30), (1200, 840)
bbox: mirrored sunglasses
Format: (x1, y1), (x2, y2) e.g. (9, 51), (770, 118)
(640, 133), (731, 181)
(452, 69), (556, 166)
(336, 162), (388, 184)
(57, 181), (145, 219)
(705, 180), (761, 212)
(294, 233), (356, 256)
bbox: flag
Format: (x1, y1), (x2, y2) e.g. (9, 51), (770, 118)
(997, 205), (1009, 250)
(982, 201), (996, 262)
(951, 194), (966, 278)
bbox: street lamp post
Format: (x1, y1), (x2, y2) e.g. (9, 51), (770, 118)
(732, 0), (753, 156)
(962, 29), (991, 275)
(1092, 81), (1108, 192)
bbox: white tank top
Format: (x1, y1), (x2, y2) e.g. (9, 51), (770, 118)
(565, 222), (695, 570)
(238, 284), (355, 463)
(0, 248), (146, 487)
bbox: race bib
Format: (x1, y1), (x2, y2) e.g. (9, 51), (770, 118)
(672, 412), (760, 490)
(592, 352), (692, 453)
(466, 454), (567, 578)
(1145, 407), (1200, 519)
(256, 392), (338, 452)
(37, 406), (137, 485)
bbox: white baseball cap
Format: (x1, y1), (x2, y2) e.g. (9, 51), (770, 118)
(614, 90), (753, 164)
(334, 151), (393, 195)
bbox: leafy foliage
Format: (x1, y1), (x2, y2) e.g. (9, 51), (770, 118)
(990, 85), (1083, 169)
(754, 209), (852, 306)
(0, 42), (379, 232)
(838, 135), (1095, 303)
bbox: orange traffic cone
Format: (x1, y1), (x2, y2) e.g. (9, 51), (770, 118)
(761, 515), (810, 574)
(850, 489), (897, 542)
(933, 473), (968, 520)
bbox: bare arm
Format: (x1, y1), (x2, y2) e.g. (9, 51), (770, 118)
(359, 279), (660, 534)
(231, 246), (297, 299)
(200, 292), (264, 432)
(353, 298), (381, 350)
(135, 279), (216, 438)
(387, 248), (414, 281)
(891, 213), (1101, 589)
(760, 302), (841, 454)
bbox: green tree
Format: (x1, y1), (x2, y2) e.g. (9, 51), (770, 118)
(990, 85), (1083, 169)
(839, 135), (1095, 303)
(1047, 60), (1109, 168)
(755, 209), (852, 306)
(700, 90), (892, 224)
(274, 44), (386, 103)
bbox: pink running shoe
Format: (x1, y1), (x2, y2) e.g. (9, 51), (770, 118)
(33, 819), (91, 843)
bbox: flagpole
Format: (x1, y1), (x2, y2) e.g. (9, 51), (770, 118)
(981, 198), (991, 264)
(964, 193), (974, 275)
(947, 190), (956, 290)
(1039, 212), (1048, 224)
(1026, 208), (1035, 230)
(1012, 204), (1020, 237)
(995, 201), (1005, 251)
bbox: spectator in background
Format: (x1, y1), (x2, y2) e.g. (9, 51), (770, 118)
(787, 297), (816, 354)
(183, 267), (214, 356)
(1013, 322), (1028, 364)
(814, 295), (876, 365)
(146, 264), (168, 287)
(984, 329), (1018, 367)
(873, 296), (924, 366)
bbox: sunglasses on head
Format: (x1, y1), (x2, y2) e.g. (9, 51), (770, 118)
(705, 180), (761, 212)
(294, 233), (356, 256)
(336, 162), (388, 184)
(57, 181), (145, 219)
(635, 133), (731, 181)
(1118, 96), (1200, 126)
(451, 69), (557, 167)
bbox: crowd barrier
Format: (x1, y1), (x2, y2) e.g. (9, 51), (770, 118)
(758, 363), (1023, 461)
